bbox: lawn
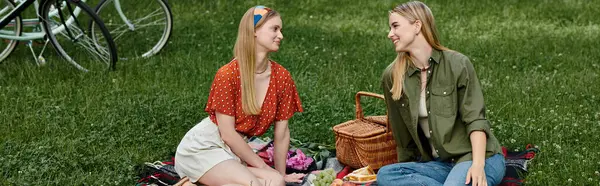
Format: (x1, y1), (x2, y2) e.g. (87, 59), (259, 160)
(1, 0), (599, 185)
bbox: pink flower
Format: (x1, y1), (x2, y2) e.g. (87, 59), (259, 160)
(265, 147), (313, 170)
(266, 146), (292, 162)
(286, 149), (313, 170)
(266, 146), (275, 162)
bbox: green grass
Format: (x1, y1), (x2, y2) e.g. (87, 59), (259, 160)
(1, 0), (599, 185)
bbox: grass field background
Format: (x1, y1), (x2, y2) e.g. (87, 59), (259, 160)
(1, 0), (599, 185)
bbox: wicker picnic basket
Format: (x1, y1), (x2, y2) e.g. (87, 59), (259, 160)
(333, 91), (398, 170)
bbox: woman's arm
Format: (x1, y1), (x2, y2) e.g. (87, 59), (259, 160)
(273, 120), (291, 175)
(470, 131), (487, 166)
(458, 56), (491, 186)
(466, 130), (488, 186)
(216, 112), (268, 169)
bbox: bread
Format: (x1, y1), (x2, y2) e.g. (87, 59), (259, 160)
(345, 174), (377, 182)
(351, 166), (375, 175)
(344, 166), (376, 182)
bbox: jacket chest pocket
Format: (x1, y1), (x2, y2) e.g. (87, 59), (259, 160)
(430, 86), (456, 117)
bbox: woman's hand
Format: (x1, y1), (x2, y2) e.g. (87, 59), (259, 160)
(465, 164), (487, 186)
(284, 173), (305, 183)
(263, 167), (305, 183)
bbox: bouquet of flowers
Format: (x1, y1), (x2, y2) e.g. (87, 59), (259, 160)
(266, 147), (314, 170)
(252, 137), (335, 173)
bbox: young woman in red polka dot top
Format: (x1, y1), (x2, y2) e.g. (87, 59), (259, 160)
(174, 5), (305, 186)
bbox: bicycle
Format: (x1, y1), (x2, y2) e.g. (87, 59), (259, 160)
(92, 0), (173, 60)
(0, 0), (118, 72)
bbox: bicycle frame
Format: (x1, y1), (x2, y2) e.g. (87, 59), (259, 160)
(111, 0), (134, 31)
(0, 0), (36, 29)
(0, 0), (83, 41)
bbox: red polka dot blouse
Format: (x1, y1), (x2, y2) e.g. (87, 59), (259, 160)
(205, 59), (303, 137)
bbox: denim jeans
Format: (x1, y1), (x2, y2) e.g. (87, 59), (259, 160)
(377, 153), (505, 186)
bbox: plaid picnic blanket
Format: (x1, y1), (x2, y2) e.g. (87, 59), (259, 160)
(136, 143), (539, 186)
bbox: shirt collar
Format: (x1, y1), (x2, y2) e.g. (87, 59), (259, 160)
(407, 49), (442, 77)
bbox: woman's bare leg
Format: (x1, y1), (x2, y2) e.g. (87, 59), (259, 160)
(247, 167), (285, 186)
(197, 160), (263, 186)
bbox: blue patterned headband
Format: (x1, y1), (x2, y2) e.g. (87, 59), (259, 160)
(253, 6), (272, 26)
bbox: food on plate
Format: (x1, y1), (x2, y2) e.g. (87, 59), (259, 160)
(344, 166), (377, 182)
(329, 178), (343, 186)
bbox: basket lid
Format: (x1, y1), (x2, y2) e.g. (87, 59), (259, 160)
(333, 119), (388, 138)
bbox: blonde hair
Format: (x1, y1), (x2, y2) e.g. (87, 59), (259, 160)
(234, 6), (279, 115)
(389, 1), (449, 100)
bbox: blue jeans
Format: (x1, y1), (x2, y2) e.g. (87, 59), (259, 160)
(377, 153), (505, 186)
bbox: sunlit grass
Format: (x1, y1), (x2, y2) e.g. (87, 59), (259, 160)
(1, 0), (599, 185)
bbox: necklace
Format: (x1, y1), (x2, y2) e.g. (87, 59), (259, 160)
(255, 62), (269, 74)
(420, 65), (430, 92)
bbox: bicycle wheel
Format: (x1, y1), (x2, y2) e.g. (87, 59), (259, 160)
(92, 0), (172, 60)
(0, 0), (22, 63)
(40, 0), (117, 72)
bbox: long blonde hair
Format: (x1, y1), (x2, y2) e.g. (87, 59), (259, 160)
(234, 6), (279, 115)
(389, 1), (449, 100)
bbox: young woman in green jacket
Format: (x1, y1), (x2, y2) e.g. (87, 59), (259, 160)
(377, 1), (505, 186)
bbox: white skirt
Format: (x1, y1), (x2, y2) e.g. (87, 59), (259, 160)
(174, 117), (242, 183)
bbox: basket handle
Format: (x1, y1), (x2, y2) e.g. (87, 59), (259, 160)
(355, 91), (389, 129)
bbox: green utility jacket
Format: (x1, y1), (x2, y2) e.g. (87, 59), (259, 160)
(381, 49), (502, 164)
